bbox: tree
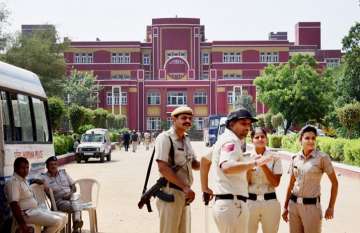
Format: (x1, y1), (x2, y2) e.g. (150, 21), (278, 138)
(64, 69), (102, 108)
(341, 22), (360, 102)
(264, 113), (273, 131)
(271, 113), (284, 132)
(234, 93), (256, 117)
(336, 102), (360, 138)
(254, 54), (334, 134)
(47, 97), (66, 131)
(68, 104), (89, 133)
(0, 3), (10, 50)
(255, 114), (266, 128)
(3, 26), (68, 97)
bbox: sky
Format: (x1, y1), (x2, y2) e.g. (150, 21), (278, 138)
(4, 0), (360, 50)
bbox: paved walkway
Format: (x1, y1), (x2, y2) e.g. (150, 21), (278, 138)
(63, 142), (360, 233)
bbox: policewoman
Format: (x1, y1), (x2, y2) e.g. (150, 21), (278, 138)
(211, 108), (272, 233)
(247, 127), (282, 233)
(155, 106), (200, 233)
(282, 125), (338, 233)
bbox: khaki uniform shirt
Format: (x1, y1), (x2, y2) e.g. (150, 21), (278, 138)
(5, 173), (38, 210)
(155, 127), (196, 186)
(212, 128), (249, 196)
(290, 150), (335, 197)
(42, 169), (74, 201)
(248, 148), (282, 194)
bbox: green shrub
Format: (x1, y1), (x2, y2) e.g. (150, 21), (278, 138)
(109, 131), (120, 142)
(69, 104), (88, 133)
(48, 97), (66, 131)
(54, 135), (75, 155)
(281, 134), (300, 152)
(78, 124), (95, 135)
(93, 108), (109, 128)
(269, 135), (283, 148)
(317, 137), (334, 155)
(329, 138), (348, 161)
(344, 140), (360, 165)
(255, 114), (266, 128)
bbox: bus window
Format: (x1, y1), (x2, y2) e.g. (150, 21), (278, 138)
(32, 97), (50, 142)
(210, 118), (220, 128)
(0, 91), (11, 142)
(10, 93), (33, 142)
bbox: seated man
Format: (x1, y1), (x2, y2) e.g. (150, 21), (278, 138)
(5, 157), (67, 233)
(41, 156), (83, 233)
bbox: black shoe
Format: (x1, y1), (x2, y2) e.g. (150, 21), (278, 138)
(73, 220), (83, 231)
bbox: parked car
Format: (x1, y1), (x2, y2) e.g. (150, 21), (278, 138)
(76, 128), (112, 163)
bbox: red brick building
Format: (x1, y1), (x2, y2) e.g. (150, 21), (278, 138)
(64, 18), (342, 131)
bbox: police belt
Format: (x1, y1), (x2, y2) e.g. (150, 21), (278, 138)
(215, 194), (247, 202)
(290, 194), (320, 205)
(248, 192), (277, 201)
(169, 183), (183, 191)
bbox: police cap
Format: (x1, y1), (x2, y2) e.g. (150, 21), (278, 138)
(226, 108), (258, 127)
(171, 106), (193, 117)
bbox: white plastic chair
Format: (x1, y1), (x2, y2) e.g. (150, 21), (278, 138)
(74, 178), (100, 233)
(48, 188), (72, 233)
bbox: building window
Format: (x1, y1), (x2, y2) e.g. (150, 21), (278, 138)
(193, 117), (205, 130)
(147, 92), (160, 105)
(202, 53), (209, 64)
(227, 91), (241, 104)
(325, 58), (340, 68)
(106, 92), (127, 105)
(200, 73), (209, 80)
(111, 53), (131, 64)
(193, 91), (207, 104)
(223, 74), (242, 80)
(260, 52), (279, 63)
(223, 52), (241, 63)
(167, 117), (172, 129)
(111, 74), (130, 80)
(167, 92), (187, 105)
(143, 54), (151, 65)
(147, 117), (161, 131)
(166, 50), (187, 60)
(74, 53), (93, 64)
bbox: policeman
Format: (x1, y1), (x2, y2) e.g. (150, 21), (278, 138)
(155, 106), (200, 233)
(247, 127), (282, 233)
(144, 131), (151, 151)
(210, 108), (272, 233)
(282, 125), (339, 233)
(5, 157), (67, 233)
(42, 156), (83, 233)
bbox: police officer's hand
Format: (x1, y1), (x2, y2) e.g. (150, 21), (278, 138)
(63, 192), (72, 200)
(19, 223), (31, 233)
(325, 207), (334, 220)
(183, 186), (195, 204)
(203, 188), (214, 205)
(282, 209), (289, 222)
(255, 156), (273, 167)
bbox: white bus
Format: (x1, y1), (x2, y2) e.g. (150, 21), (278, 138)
(0, 61), (54, 229)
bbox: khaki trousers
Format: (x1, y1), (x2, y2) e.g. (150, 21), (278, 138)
(132, 141), (138, 152)
(57, 199), (82, 222)
(248, 199), (281, 233)
(212, 199), (249, 233)
(156, 187), (190, 233)
(24, 208), (67, 233)
(288, 201), (322, 233)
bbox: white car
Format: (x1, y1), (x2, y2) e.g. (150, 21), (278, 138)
(76, 128), (112, 163)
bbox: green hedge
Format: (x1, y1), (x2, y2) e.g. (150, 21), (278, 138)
(281, 134), (301, 152)
(268, 135), (283, 148)
(344, 140), (360, 165)
(53, 135), (75, 155)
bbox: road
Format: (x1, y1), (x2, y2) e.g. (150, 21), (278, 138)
(63, 142), (360, 233)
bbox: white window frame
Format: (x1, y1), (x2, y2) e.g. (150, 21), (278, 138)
(325, 58), (340, 68)
(193, 117), (205, 130)
(147, 92), (160, 105)
(202, 53), (209, 64)
(147, 117), (161, 131)
(143, 54), (151, 65)
(106, 92), (127, 105)
(193, 91), (207, 105)
(167, 92), (187, 106)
